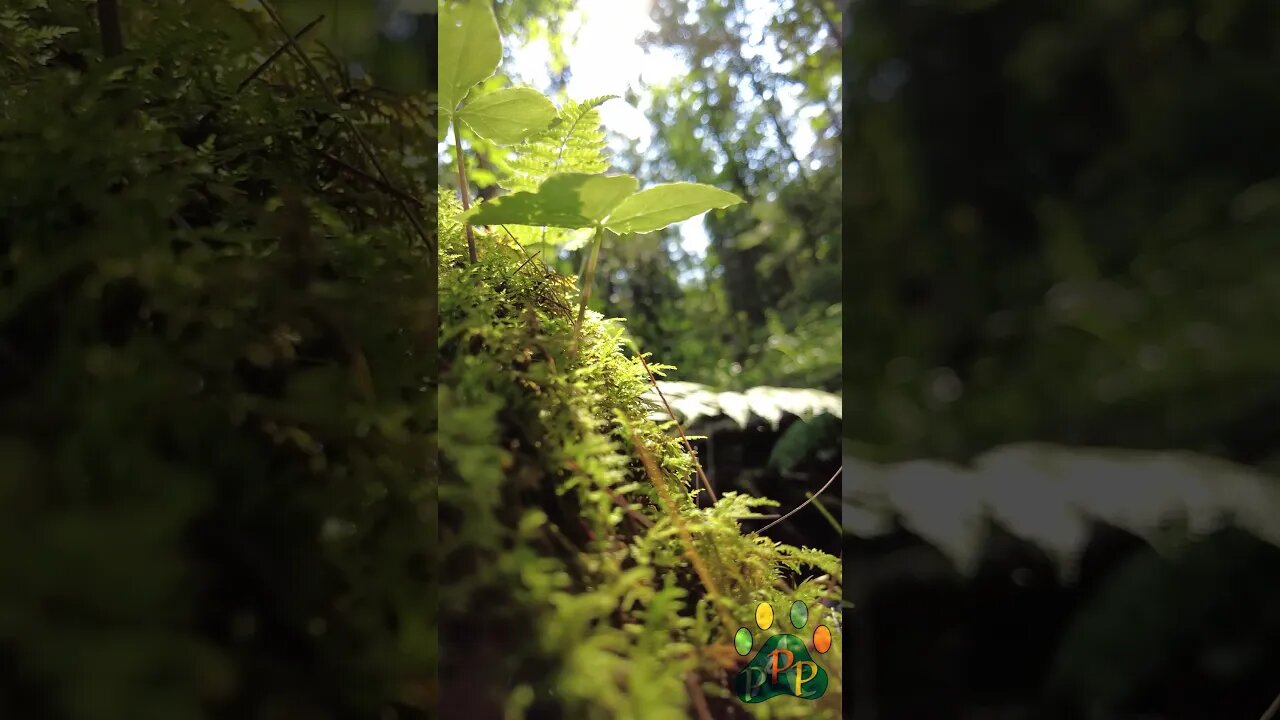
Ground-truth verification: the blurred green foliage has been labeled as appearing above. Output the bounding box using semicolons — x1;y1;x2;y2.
619;0;842;392
0;1;435;717
846;0;1280;717
848;0;1280;465
271;0;435;94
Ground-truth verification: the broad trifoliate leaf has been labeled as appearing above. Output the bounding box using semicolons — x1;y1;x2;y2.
458;87;557;145
467;173;639;228
438;0;501;121
603;182;744;235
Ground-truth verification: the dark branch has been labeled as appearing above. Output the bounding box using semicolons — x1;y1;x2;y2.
237;14;326;93
97;0;124;57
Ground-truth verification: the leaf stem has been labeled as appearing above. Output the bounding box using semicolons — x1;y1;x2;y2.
755;465;842;534
637;352;717;504
453;116;477;263
572;225;604;357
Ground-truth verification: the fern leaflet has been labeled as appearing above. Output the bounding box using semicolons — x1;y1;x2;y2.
503;95;616;193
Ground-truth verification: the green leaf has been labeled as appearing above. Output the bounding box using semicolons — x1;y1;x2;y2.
603;183;744;235
458;87;557;145
468;173;638;228
438;0;502;121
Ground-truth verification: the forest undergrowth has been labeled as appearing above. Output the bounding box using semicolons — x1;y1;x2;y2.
0;0;841;718
437;2;842;717
438;189;843;718
1;1;437;717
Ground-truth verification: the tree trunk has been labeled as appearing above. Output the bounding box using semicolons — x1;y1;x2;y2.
98;0;124;57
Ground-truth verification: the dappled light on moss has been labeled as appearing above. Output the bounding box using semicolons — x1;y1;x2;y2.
437;187;842;717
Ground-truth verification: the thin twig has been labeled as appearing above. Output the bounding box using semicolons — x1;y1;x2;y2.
1259;689;1280;720
638;353;718;504
499;224;550;276
313;148;423;207
755;466;841;534
502;251;541;284
237;14;326;93
256;0;436;259
493;226;552;292
570;226;603;361
602;486;654;529
190;16;327;136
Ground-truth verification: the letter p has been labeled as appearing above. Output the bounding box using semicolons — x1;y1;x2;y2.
769;649;795;685
735;666;768;701
793;661;818;696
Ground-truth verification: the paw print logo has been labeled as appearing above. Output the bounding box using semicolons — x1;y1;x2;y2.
733;600;832;703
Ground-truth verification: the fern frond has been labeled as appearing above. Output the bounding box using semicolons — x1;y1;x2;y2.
845;443;1280;578
774;543;844;578
503;94;616;194
0;5;79;72
493;96;617;248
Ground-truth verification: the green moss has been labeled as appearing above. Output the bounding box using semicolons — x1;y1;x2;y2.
438;193;842;719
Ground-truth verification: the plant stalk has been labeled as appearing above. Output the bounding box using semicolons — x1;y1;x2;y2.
452;117;477;263
638;352;718;504
572;225;604;356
